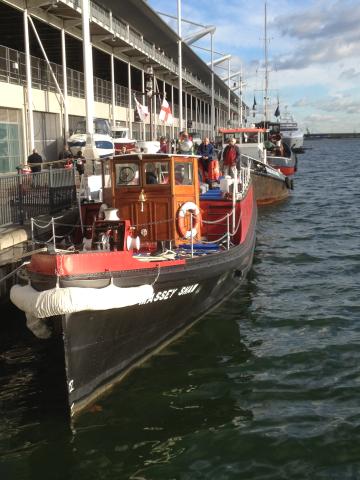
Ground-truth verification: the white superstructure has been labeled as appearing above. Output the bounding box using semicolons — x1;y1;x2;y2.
68;118;114;158
278;110;304;151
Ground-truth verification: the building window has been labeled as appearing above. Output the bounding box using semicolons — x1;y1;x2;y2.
0;108;23;173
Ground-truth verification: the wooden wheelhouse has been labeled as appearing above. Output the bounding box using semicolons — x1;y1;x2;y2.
102;153;200;246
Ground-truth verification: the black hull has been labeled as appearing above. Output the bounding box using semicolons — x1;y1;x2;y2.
63;228;255;415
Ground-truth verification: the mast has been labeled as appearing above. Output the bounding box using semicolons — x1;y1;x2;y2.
264;1;269;122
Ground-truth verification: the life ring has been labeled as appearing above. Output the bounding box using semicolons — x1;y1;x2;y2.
177;201;201;239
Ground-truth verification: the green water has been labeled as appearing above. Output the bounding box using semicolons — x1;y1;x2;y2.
1;139;360;479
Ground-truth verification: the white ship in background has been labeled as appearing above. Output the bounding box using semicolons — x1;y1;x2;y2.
277;107;304;152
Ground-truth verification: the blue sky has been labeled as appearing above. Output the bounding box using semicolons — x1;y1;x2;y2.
147;0;360;133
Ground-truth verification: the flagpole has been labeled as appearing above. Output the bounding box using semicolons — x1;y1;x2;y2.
177;0;183;132
145;65;154;140
163;81;166;137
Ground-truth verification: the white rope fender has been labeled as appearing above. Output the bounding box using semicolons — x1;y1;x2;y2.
10;283;154;319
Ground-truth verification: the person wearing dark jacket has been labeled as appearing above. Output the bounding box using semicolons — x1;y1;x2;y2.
222;137;241;178
197;137;214;173
27;149;42;173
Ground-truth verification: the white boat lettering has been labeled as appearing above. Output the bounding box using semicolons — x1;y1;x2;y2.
139;284;200;304
140;288;178;304
178;284;199;296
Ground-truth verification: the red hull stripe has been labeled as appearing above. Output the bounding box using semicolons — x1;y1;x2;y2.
29;251;186;277
279;167;295;176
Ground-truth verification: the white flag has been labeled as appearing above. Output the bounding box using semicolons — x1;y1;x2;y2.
159;97;173;125
134;95;149;122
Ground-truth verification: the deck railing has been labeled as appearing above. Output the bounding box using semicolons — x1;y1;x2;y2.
0;168;77;227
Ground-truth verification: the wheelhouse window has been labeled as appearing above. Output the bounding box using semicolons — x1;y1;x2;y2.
144;161;170;185
174;162;193;185
116;162;140;186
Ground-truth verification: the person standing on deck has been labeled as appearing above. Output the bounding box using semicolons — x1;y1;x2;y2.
222;137;241;178
177;131;193;155
157;136;169;153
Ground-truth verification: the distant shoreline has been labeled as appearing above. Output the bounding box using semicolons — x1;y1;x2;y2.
304;133;360;139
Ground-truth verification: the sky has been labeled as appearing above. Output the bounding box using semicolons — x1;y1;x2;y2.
147;0;360;133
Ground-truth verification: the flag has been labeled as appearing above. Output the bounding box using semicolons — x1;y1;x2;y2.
252;96;257;118
274;104;280;117
159;97;173;125
134;95;149;122
252;96;257;110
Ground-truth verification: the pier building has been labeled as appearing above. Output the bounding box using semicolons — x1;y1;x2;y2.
0;0;244;173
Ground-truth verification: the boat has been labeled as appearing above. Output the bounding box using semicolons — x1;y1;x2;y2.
68;118;114;158
219;127;292;205
277;108;304;152
10;151;257;417
111;123;137;154
256;122;298;176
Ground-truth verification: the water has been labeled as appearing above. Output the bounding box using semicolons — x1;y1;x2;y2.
1;139;360;479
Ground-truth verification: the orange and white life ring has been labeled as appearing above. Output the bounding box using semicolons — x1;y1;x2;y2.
177;201;201;239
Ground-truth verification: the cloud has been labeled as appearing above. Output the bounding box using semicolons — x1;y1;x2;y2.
339;68;360;80
303;113;337;123
148;0;360;132
272;1;360;70
314;97;360;114
292;98;311;108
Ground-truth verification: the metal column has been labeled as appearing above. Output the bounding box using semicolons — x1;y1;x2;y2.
210;33;215;138
24;9;34;156
228;58;231;123
163;80;166;137
81;0;94;136
128;62;132;138
171;84;174;139
177;0;183;131
110;53;116;127
141;70;146;140
61;28;69;141
153;74;157;140
190;94;193;128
